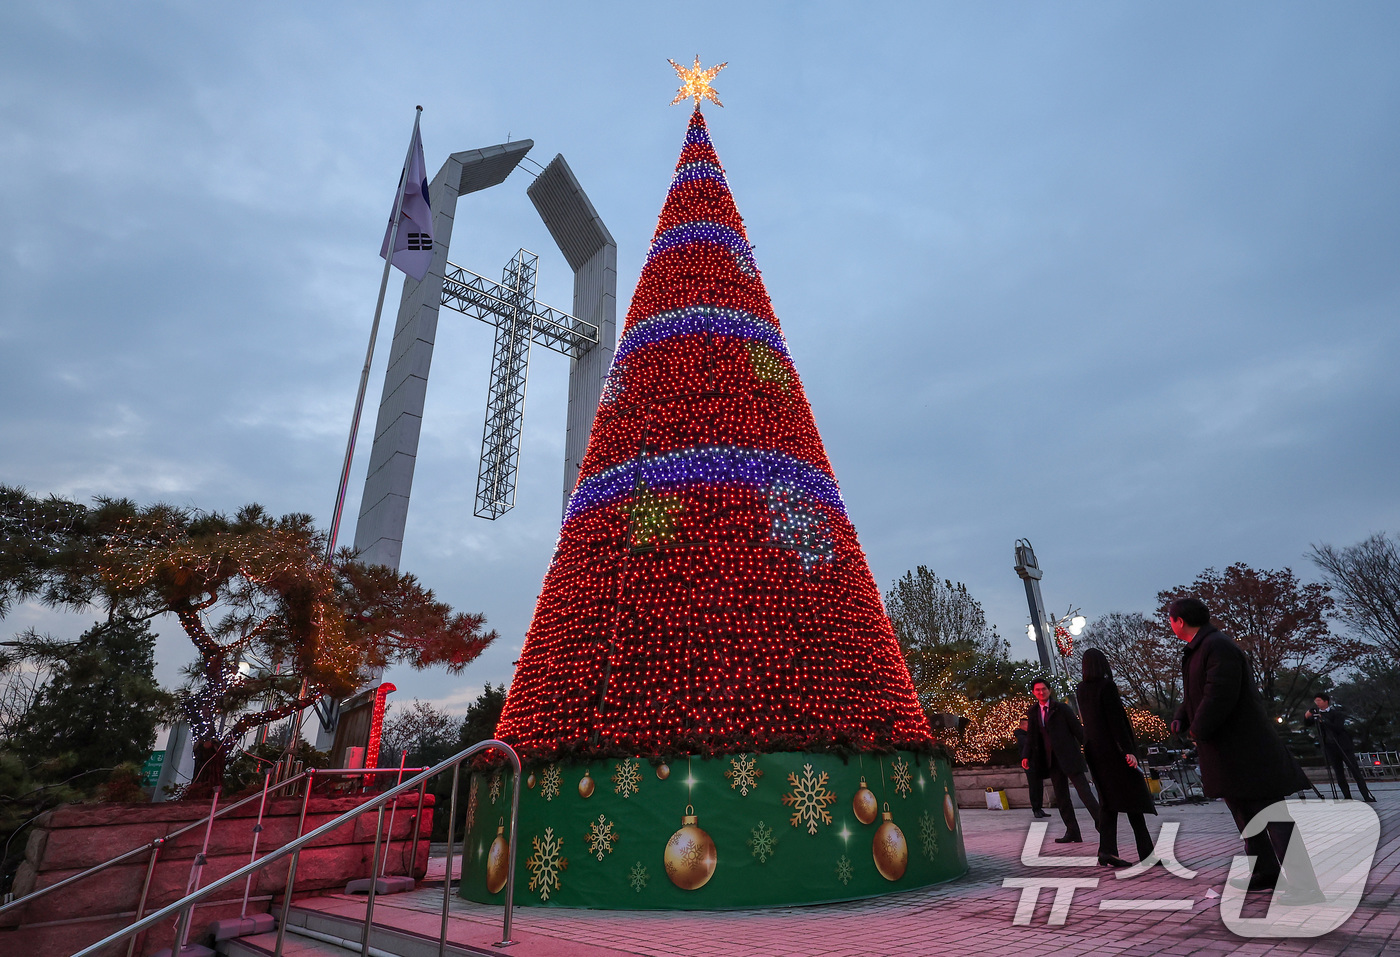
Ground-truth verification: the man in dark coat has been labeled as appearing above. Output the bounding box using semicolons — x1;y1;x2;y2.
1304;693;1376;802
1169;597;1320;899
1014;717;1050;818
1023;678;1100;842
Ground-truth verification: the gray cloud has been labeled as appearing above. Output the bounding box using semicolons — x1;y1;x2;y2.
2;3;1397;704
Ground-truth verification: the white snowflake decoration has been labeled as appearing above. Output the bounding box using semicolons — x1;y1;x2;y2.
835;854;853;885
584;814;618;861
766;482;835;574
489;769;502;804
890;757;912;798
525;827;568;901
612;758;642;798
628;861;649;892
725;753;763;796
540;763;561;802
782;763;838;835
919;809;939;860
747;821;776;863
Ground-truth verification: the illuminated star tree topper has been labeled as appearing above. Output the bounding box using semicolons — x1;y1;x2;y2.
669;54;727;108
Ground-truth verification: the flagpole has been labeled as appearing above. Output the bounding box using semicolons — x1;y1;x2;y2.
292;108;422;759
324;105;424;564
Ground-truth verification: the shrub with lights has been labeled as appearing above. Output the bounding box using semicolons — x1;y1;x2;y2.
459;77;967;910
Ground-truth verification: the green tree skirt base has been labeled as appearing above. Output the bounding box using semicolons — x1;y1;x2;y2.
458;750;968;910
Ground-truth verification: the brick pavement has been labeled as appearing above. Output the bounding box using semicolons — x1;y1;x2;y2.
301;784;1399;957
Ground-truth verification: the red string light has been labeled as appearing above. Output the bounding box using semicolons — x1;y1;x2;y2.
495;109;934;762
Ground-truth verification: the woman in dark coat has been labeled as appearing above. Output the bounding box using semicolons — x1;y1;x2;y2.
1076;648;1156;866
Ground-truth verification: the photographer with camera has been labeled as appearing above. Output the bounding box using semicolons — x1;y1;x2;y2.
1305;693;1377;802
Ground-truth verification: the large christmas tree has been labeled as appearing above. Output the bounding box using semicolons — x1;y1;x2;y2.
495;106;933;760
468;72;964;909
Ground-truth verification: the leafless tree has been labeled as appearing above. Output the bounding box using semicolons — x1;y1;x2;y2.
1079;612;1181;718
1311;532;1400;660
1158;563;1361;718
379;698;457;766
0;635;50;740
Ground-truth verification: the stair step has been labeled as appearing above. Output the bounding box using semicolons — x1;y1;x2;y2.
216;929;355;957
216;905;502;957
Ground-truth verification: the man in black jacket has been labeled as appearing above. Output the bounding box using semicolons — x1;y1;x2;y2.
1305;693;1376;802
1170;597;1321;900
1014;717;1050;818
1024;679;1100;842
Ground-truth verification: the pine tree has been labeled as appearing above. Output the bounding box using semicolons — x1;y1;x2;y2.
496;109;932;760
15;617;167;775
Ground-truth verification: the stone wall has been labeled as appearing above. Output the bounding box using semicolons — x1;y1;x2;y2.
1;791;433;957
952;766;1094;810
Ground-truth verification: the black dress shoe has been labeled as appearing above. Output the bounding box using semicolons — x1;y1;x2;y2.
1032;810;1050;818
1276;885;1327;906
1054;834;1083;844
1363;794;1378;803
1097;854;1131;868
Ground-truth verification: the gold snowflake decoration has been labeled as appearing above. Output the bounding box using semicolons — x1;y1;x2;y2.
489;769;502;804
782;763;838;835
836;854;853;885
525;827;567;901
668;54;727;108
540;763;561;802
725;753;763;796
612;758;642;798
584;814;618;861
747;821;776;863
629;861;649;892
465;774;479;834
919;809;939;861
890;756;912;798
745;342;791;390
619;484;684;547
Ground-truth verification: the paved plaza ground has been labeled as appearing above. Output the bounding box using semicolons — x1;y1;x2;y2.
296;783;1400;957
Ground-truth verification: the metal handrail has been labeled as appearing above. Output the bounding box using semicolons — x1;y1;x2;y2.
0;765;423;921
72;740;522;957
0;770;313;920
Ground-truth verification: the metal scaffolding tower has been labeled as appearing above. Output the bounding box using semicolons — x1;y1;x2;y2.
439;251;599;519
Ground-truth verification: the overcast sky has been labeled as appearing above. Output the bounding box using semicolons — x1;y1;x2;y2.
3;3;1397;716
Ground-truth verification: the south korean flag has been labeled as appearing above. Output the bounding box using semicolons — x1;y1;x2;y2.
379;119;435;280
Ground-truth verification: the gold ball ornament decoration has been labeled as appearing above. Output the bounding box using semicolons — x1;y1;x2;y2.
526;771;536;789
579;770;595;799
943;789;957;831
872;803;908;881
852;776;878;825
664;805;717;890
486;818;510;894
656;763;671;780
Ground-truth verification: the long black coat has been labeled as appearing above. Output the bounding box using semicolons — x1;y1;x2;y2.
1025;699;1088;776
1174;625;1309;801
1076;677;1156;815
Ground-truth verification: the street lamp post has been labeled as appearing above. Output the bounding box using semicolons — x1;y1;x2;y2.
1013;539;1054;671
1013;539;1087;700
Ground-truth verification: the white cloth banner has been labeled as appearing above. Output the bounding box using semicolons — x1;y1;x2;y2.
379;121;434;280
